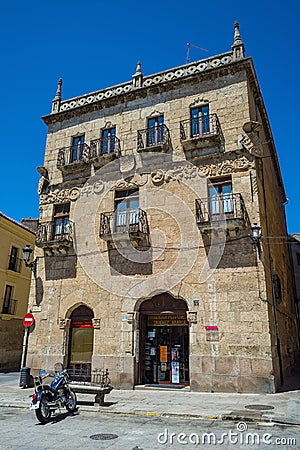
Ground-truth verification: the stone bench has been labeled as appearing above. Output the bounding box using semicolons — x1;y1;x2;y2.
70;384;113;406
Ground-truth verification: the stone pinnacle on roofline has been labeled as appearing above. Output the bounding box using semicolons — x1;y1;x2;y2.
51;78;63;113
132;61;143;88
232;21;245;60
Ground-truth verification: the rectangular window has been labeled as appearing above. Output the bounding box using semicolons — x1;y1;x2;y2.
273;274;282;304
71;135;85;162
53;203;70;239
191;105;209;137
8;246;19;272
2;285;14;314
114;189;139;231
296;253;300;266
101;127;116;154
147;116;164;146
208;179;233;217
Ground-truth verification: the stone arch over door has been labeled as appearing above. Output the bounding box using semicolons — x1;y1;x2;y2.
138;293;189;386
139;293;188;314
67;305;94;381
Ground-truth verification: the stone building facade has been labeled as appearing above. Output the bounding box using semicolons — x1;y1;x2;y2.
26;23;299;392
0;213;35;370
290;234;300;334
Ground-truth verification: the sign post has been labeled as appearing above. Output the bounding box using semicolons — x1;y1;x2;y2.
21;313;35;369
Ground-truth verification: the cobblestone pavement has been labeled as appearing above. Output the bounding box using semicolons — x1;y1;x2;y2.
0;406;300;449
0;370;299;425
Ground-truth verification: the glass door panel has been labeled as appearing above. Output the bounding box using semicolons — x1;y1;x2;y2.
142;323;189;385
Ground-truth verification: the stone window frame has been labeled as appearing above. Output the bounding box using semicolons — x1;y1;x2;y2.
2;283;15;314
8;245;20;272
70;133;85;163
53;202;71;239
114;188;139;232
101;122;117;155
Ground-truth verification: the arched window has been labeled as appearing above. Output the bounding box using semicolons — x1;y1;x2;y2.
68;306;94;382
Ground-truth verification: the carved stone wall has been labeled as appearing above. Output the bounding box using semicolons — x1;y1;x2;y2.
26;39;298;393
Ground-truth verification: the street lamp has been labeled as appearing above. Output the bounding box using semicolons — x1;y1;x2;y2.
251;223;262;258
22;245;37;276
251;223;262;241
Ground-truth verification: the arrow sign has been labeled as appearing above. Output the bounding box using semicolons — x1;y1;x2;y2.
23;313;35;327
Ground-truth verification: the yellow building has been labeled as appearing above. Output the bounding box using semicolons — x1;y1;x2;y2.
0;213;36;370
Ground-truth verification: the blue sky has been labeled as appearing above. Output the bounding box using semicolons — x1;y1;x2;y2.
1;0;299;233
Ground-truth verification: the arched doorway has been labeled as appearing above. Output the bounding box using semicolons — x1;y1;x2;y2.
68;305;94;382
138;293;189;386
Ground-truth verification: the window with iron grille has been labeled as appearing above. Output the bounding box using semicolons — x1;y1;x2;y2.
208;178;233;216
53;203;70;239
191;105;209;136
101;127;116;154
114;189;139;232
71;135;85;162
147;116;164;146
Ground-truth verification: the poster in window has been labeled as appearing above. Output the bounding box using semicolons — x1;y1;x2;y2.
171;361;180;383
160;346;168;362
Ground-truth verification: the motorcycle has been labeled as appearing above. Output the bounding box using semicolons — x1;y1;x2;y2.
30;364;77;424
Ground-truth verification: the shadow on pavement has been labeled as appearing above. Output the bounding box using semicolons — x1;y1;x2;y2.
35;410;79;426
277;360;300;393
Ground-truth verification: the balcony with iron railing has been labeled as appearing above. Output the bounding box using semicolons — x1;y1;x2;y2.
36;220;73;252
195;193;249;231
180;114;224;158
1;299;17;315
137;124;171;153
90;135;121;168
7;256;22;273
57;143;91;172
100;209;149;244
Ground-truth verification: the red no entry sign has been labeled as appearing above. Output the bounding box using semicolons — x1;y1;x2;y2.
23;313;35;327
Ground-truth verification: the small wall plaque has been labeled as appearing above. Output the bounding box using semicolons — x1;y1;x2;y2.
205;325;219;342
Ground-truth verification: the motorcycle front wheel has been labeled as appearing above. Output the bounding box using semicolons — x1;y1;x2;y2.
65;388;77;412
35;394;52;424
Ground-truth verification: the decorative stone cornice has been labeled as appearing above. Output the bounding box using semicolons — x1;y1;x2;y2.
113;173;148;191
151;154;253;185
44;52;237;119
40;187;81;205
39;173;149;205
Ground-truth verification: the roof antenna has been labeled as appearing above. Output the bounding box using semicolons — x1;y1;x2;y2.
186;43;209;64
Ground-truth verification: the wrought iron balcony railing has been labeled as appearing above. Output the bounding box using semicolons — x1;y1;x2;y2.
36;220;73;247
180;113;224;153
57;143;91;169
196;193;248;227
7;256;22;272
90;136;121;159
1;299;17;315
137;124;171;152
100;209;149;241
